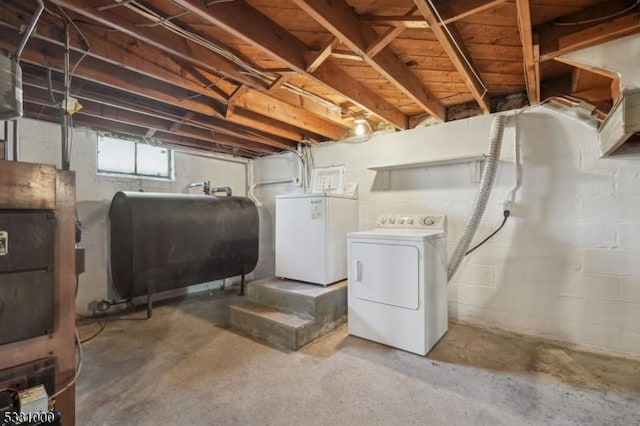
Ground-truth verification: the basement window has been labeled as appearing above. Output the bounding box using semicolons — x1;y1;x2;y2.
97;135;174;180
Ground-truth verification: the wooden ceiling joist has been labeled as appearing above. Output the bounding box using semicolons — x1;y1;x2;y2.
20;70;288;148
553;56;621;102
539;4;640;61
362;0;509;29
181;65;348;129
292;0;446;121
167;0;409;129
0;19;335;147
306;38;339;73
48;0;263;89
0;32;226;118
22;103;262;158
0;8;229;103
516;0;540;104
2;0;633;156
231;87;348;140
413;0;491;113
225;108;308;142
21;75;291;153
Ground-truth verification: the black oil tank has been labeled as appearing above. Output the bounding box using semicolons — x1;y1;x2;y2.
109;191;259;299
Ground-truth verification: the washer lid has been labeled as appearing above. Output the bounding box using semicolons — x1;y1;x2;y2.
276;192;357;200
348;228;446;241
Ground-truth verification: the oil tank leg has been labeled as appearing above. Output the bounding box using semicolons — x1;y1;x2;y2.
239;270;246;296
146;282;155;319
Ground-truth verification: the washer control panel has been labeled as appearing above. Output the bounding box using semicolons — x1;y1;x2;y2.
376;214;446;229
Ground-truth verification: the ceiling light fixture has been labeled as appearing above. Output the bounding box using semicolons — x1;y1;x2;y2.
342;115;373;143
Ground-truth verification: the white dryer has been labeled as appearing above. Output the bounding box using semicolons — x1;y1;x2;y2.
347;214;448;355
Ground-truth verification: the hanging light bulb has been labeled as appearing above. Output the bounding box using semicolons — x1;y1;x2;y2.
343;115;373;143
354;117;369;137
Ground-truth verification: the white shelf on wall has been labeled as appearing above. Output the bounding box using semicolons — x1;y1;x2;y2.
368;154;487;184
367;154;486;171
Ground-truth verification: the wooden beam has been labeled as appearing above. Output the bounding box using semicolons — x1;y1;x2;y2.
292;0;446;121
0;30;226;118
169;112;195;133
168;0;408;129
0;7;320;143
23;103;264;157
21;69;294;149
5;5;345;138
330;50;364;61
48;0;262;88
433;0;510;25
413;0;490;113
364;5;414;57
226;108;308;141
186;65;347;128
306;38;339;72
0;10;228;103
362;0;509;28
268;75;290;92
554;56;621;101
232;87;349;140
0;27;327;145
539;11;640;61
366;26;406;58
22;85;280;154
516;0;540;104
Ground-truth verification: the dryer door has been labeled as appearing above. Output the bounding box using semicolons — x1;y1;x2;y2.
350;242;419;310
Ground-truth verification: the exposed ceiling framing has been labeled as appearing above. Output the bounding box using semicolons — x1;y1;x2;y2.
0;0;637;158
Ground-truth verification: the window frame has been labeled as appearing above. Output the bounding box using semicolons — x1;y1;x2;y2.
97;134;175;181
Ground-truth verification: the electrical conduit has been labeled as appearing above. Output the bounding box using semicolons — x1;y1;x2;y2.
447;115;507;281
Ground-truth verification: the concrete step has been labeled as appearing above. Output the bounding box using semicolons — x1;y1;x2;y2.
247;278;347;320
230;278;348;350
229;301;315;350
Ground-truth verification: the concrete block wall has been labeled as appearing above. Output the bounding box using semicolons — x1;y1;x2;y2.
254;106;640;358
6;118;247;314
251;152;303;279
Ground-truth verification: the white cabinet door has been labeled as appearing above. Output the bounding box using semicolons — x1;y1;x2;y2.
350;242;420;310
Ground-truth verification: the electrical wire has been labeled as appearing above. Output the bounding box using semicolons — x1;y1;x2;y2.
0;387;19;396
80;321;107;344
55;6;91;86
48;328;83;408
465;210;510;255
553;0;639;26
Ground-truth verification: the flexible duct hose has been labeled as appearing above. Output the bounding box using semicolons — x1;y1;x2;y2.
447;115;507;281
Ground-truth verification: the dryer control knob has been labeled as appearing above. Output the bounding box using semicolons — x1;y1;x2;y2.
389;217;396;224
398;218;405;224
422;217;435;226
407;217;414;225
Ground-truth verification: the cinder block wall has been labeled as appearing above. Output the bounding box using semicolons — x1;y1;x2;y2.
255;106;640;357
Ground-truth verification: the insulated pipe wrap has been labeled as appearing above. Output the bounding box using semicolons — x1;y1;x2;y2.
447;115;507;281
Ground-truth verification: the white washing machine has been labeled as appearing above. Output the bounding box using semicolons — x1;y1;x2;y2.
347;214;448;355
276;193;358;285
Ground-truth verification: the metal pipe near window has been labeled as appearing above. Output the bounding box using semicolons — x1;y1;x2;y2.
12;120;18;161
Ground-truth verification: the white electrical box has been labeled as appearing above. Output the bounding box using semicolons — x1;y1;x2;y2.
18;384;49;414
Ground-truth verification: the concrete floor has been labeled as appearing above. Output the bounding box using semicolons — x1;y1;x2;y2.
77;288;640;426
